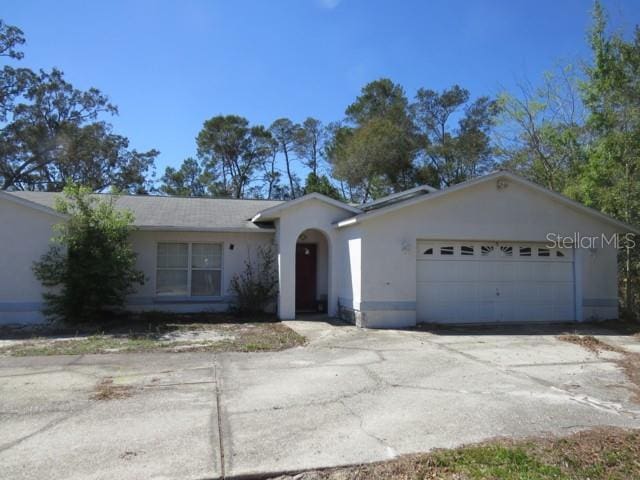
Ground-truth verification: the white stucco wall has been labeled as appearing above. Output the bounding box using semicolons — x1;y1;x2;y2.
0;199;59;324
344;177;623;327
127;230;274;312
334;227;362;308
0;194;276;323
0;177;627;328
580;244;619;320
274;199;355;319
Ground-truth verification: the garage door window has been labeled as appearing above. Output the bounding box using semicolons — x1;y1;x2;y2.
418;242;571;261
481;245;494;256
440;246;454;255
461;246;474;256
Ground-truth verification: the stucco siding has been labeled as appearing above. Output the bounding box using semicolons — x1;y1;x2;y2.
127;230;274;312
0;195;275;322
351;178;623;325
335;227;362;307
581;245;619;320
0;199;59;323
0;176;626;327
274;199;354;319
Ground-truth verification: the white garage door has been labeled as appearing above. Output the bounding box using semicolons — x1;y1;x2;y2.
416;241;575;324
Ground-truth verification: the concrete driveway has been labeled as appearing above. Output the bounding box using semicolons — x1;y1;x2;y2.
1;321;639;479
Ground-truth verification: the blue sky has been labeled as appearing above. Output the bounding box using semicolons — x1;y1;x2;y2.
3;0;639;180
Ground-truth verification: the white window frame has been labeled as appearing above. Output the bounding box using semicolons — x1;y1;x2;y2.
155;242;224;299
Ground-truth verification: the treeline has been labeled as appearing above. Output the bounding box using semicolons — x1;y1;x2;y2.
162;80;498;204
1;4;639;313
164;115;343;201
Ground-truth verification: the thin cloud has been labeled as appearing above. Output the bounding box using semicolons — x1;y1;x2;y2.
317;0;342;10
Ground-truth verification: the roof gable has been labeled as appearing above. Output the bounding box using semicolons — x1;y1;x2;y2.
336;171;639;234
252;192;361;222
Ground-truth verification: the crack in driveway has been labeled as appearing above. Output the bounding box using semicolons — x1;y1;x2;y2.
418;336;640;419
338;399;397;459
2;322;639;480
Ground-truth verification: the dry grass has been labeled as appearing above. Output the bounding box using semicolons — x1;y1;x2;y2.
556;334;619;353
90;377;134;401
618;352;640;403
272;428;640;480
199;322;307;353
0;313;306;356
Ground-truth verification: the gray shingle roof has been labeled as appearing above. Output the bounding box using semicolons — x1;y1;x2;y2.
4;192;283;231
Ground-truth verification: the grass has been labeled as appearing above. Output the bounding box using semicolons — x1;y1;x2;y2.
282;428;640;480
0;312;306;356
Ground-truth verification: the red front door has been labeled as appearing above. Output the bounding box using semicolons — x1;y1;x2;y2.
296;244;317;312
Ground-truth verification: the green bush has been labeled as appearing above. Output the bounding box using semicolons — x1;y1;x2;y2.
229;245;278;315
32;185;144;324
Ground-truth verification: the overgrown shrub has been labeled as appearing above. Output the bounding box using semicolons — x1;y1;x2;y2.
229;245;278;315
32;185;144;324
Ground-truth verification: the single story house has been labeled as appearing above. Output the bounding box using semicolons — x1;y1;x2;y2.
0;171;636;328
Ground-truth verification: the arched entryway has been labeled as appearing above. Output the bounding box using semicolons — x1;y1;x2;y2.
295;229;329;314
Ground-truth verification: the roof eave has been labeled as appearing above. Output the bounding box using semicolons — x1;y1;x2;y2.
0;191;67;219
360;184;438;211
135;225;276;233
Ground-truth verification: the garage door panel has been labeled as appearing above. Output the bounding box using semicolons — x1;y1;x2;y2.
552;262;573;277
519;262;535;281
417;261;445;282
418;282;438;302
417;241;575;324
497;262;516;282
553;284;574;303
532;262;551;281
514;283;538;302
555;304;575;320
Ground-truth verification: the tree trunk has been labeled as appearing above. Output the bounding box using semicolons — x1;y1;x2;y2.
312;142;318;176
267;153;276;199
283;145;295;198
339;179;347;201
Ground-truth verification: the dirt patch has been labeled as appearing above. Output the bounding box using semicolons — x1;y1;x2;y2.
90;377;134;401
558;334;640;404
0;314;306;356
271;427;640;480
